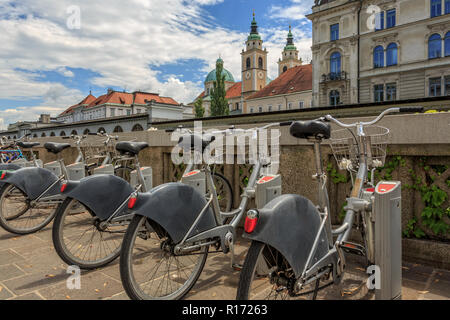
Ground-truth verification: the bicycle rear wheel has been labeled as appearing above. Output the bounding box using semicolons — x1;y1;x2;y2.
237;241;321;300
52;197;125;269
0;183;57;234
120;215;208;300
212;172;233;212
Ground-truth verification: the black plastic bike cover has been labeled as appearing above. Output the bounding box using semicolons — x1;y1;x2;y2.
62;174;134;221
132;182;217;244
0;167;61;200
243;194;329;277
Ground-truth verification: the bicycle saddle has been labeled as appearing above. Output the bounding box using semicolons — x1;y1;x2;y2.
115;141;149;156
44;142;71;154
177;133;215;152
289;120;331;140
17;142;40;149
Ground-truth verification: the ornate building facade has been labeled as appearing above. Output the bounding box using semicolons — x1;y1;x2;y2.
307;0;450;107
193;14;312;115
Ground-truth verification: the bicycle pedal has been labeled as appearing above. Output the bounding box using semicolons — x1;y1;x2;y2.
341;242;365;257
232;263;243;271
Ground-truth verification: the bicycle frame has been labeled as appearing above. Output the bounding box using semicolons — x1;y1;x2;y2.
171;124;280;266
291;107;423;289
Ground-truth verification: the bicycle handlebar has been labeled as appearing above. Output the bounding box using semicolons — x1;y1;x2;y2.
324;106;424;128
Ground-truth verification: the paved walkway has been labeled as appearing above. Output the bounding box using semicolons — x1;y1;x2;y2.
0;223;449;300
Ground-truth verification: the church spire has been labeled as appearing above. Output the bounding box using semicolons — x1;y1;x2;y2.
284;25;297;50
248;11;261;40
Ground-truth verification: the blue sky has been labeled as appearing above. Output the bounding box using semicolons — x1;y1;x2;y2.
0;0;314;129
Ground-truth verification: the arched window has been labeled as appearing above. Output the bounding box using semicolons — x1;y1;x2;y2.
330;90;340;106
283;66;288;73
429;33;442;59
258;57;263;69
386;43;398;66
83;129;90;135
50;132;55;137
132;124;144;132
445;31;450;57
330;52;341;78
373;45;384;68
113;126;123;133
97;127;106;134
71;130;78;135
41;133;46;137
246;57;251;69
60;131;66;137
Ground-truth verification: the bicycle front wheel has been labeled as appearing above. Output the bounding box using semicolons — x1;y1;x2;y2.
52;197;125;269
0;183;57;234
120;215;208;300
237;241;321;300
114;166;133;184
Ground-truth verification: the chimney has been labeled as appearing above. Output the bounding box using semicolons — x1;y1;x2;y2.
39;114;51;124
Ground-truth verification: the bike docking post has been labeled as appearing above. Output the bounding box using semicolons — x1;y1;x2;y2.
374;181;402;300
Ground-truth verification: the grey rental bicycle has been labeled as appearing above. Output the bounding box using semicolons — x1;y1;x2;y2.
0;134;102;234
119;123;283;300
236;107;424;300
53;135;233;270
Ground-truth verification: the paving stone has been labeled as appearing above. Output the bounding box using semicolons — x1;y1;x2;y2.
0;249;26;266
38;271;123;300
3;271;67;296
10;292;43;300
0;283;14;299
0;264;26;281
103;291;129;300
424;279;450;300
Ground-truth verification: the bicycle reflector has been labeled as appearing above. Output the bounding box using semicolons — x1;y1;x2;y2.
244;209;259;233
0;171;5;180
60;183;68;193
128;195;137;209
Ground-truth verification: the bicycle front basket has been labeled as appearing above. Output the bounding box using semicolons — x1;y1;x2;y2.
330;125;389;170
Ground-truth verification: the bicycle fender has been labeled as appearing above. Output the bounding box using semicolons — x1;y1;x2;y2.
0;164;21;186
243;194;329;277
62;174;134;221
131;182;217;244
0;167;61;200
0;164;21;171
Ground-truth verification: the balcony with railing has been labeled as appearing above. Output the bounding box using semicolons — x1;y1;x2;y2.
320;71;347;83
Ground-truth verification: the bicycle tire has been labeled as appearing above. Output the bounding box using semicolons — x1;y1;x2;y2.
52;197;123;269
120;215;208;300
0;183;57;235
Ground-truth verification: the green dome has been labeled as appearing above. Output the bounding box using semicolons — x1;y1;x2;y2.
205;67;235;83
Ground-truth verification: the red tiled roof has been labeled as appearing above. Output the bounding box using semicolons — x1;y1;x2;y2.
86;91;179;109
59;91;179;117
59;94;96;116
195;91;205;101
246;65;312;100
226;82;242;99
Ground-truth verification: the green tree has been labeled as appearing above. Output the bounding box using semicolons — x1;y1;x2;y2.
194;97;205;118
210;59;229;116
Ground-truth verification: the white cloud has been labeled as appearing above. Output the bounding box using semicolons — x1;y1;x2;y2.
0;0;313;127
268;0;314;21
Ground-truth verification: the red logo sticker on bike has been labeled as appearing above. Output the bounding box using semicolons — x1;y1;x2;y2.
257;176;275;184
183;170;200;177
377;183;396;193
